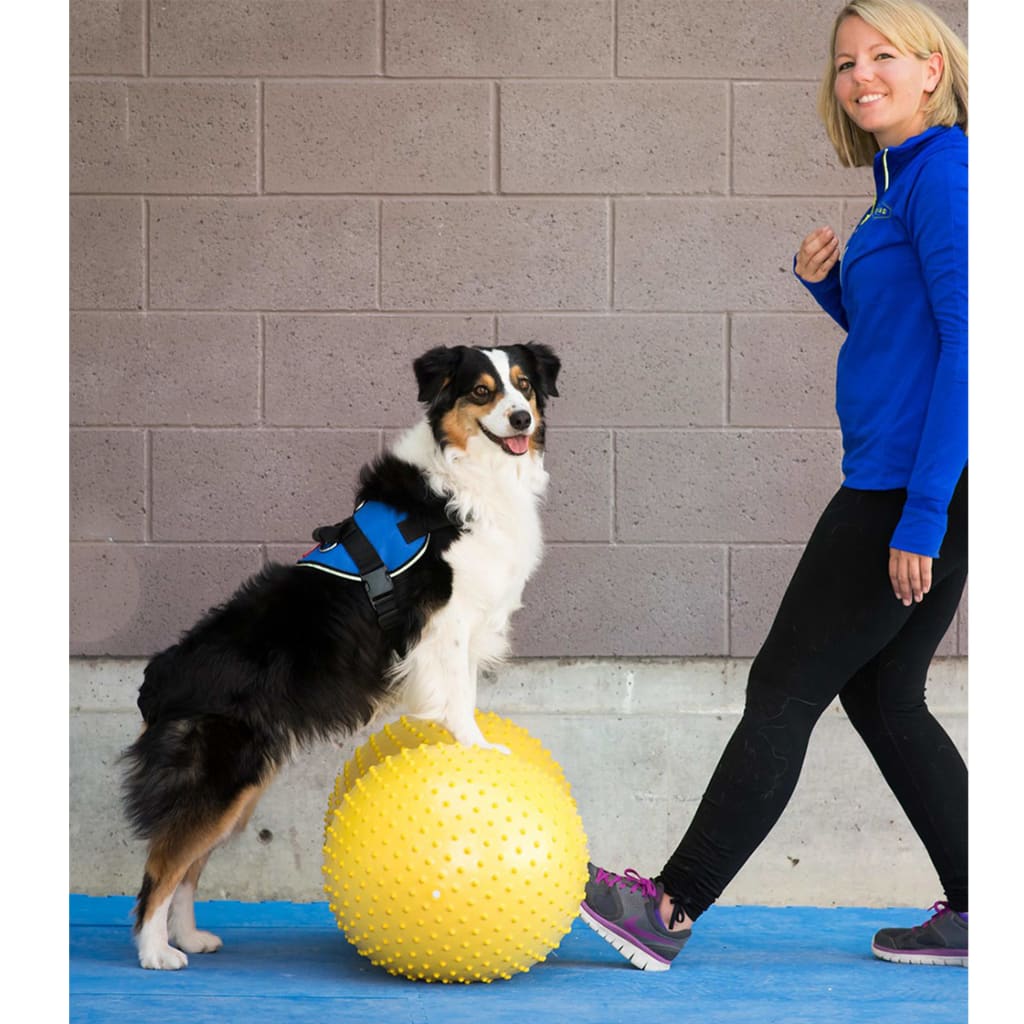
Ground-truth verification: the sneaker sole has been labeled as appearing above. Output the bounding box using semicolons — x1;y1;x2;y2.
872;943;967;967
579;902;672;972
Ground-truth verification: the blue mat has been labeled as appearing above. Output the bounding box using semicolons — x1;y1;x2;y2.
70;896;966;1024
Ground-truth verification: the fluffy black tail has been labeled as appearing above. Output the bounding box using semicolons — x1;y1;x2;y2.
120;714;266;841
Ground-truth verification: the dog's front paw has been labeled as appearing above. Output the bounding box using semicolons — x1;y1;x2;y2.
138;944;189;970
171;929;223;954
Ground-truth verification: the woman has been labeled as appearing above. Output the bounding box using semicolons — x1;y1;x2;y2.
581;0;968;969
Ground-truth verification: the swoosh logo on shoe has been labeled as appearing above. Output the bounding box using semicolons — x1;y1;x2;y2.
620;916;672;946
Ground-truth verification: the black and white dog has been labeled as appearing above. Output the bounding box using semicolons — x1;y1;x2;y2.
121;343;561;969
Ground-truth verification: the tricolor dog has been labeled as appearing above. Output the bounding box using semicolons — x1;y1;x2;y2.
121;342;561;970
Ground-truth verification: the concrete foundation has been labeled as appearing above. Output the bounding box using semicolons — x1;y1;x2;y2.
70;656;966;908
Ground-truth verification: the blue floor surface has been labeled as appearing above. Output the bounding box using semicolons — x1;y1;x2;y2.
70;895;966;1024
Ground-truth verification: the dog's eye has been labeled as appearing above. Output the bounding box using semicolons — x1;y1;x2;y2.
516;377;533;396
471;385;492;402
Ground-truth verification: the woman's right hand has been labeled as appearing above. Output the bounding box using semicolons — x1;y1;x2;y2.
795;226;840;283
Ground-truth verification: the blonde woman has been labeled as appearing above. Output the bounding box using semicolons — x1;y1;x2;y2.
582;0;968;969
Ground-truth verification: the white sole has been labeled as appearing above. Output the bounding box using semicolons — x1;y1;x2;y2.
579;903;671;972
872;944;967;968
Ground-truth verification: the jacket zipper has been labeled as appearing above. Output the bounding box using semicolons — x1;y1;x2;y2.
861;148;890;226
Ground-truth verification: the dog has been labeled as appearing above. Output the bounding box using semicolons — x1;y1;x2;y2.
120;342;561;970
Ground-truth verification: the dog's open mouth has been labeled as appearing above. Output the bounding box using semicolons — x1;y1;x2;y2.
481;425;531;456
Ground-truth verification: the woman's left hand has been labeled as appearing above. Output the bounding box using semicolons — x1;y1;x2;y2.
889;548;933;606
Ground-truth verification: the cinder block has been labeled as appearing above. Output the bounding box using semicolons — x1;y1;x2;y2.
386;0;613;76
70;197;144;310
383;199;607;311
513;543;727;656
734;83;873;197
730;545;960;659
70;543;264;655
151;429;380;542
265;314;493;427
615;198;842;311
730;314;843;427
70;430;146;542
541;429;613;543
499;314;725;426
617;1;840;78
149;199;377;310
70;313;260;426
728;544;803;657
615;0;971;78
70;0;143;74
70;81;258;194
150;0;378;75
501;81;727;194
265;82;490;194
616;429;843;543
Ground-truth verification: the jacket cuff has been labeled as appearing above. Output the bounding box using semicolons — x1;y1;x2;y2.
889;500;948;559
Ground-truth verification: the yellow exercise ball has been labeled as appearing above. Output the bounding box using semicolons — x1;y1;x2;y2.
325;711;573;827
322;716;589;984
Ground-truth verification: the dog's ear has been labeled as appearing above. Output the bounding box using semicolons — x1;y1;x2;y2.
413;346;463;405
524;342;560;399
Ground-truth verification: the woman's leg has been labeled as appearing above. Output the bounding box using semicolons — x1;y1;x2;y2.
658;480;967;922
839;477;968;912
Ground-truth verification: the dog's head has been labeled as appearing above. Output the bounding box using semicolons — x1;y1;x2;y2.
413;343;560;457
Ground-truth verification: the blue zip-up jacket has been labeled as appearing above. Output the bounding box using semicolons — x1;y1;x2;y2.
797;125;967;558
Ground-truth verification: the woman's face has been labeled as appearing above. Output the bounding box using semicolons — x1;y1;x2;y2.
833;15;943;149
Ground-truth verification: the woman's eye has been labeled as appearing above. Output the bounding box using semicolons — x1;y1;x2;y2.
837;60;854;72
876;51;894;60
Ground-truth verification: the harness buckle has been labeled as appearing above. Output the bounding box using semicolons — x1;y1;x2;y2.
361;565;394;605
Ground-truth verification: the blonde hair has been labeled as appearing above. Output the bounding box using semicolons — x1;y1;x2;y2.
818;0;968;166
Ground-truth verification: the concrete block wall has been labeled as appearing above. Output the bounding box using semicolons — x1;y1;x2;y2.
70;0;969;904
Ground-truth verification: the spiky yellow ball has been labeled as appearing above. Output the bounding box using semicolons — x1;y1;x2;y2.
322;715;589;984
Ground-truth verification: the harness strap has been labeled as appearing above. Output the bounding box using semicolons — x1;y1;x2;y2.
335;518;403;636
397;507;460;542
311;506;457;550
306;502;461;640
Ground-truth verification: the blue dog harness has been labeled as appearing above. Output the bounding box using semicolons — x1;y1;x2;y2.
298;500;458;636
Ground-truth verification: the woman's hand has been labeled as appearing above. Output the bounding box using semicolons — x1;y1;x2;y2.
889;548;933;606
795;226;840;283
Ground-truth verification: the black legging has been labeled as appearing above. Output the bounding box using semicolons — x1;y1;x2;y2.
660;469;968;920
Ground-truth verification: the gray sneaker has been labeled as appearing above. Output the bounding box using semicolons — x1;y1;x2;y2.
579;863;691;971
872;901;968;967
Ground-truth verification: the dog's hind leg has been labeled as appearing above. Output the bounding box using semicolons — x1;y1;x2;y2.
167;780;273;955
135;782;269;969
167;852;221;955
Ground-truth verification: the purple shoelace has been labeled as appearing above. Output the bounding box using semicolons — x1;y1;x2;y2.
595;867;658;900
915;900;958;930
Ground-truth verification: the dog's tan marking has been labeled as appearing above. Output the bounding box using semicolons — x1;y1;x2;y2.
439;372;502;450
138;778;273;928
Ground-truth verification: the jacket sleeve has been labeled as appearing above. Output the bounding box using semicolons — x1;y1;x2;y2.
889;149;968;557
793;257;849;331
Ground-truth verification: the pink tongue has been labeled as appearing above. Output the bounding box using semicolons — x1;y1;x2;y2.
503;435;530;455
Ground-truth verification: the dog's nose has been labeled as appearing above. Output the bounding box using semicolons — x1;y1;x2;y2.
508;409;532;432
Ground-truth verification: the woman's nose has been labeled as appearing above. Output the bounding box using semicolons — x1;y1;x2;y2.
852;59;874;83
